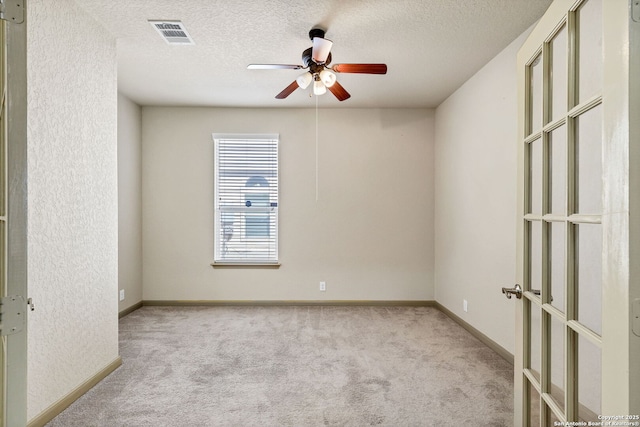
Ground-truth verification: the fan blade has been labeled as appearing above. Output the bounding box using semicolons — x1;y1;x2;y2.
248;64;304;70
327;81;351;101
275;80;300;99
332;63;387;74
312;37;333;64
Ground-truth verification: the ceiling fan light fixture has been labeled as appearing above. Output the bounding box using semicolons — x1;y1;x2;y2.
313;79;327;95
296;72;313;89
319;69;337;87
312;37;333;64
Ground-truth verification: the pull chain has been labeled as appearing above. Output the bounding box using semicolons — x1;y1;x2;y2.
315;94;319;202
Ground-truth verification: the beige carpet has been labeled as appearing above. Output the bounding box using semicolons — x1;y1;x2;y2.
47;306;513;426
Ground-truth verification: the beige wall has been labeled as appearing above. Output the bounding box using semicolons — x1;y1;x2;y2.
118;93;143;312
434;30;531;354
26;0;119;421
142;107;435;301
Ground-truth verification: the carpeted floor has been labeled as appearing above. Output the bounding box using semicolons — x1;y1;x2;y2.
46;306;514;426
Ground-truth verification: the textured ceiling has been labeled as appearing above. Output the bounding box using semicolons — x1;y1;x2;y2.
74;0;552;108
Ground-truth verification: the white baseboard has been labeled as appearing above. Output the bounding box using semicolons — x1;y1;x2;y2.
27;357;122;427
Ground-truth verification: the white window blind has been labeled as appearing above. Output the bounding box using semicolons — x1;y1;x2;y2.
213;134;279;263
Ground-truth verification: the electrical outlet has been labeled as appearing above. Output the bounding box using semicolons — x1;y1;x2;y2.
119;289;125;301
319;281;326;292
463;299;468;312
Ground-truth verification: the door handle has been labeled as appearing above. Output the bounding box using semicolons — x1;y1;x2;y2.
502;284;522;299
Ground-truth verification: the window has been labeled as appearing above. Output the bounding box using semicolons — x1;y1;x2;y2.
213;134;279;264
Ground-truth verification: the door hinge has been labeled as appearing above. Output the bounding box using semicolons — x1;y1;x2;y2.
0;295;26;336
633;299;640;337
0;0;24;24
633;0;640;23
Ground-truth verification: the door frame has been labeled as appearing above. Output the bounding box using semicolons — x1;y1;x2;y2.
601;0;640;415
515;0;639;423
2;3;28;426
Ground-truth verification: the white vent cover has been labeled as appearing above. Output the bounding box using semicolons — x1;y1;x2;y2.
148;20;195;45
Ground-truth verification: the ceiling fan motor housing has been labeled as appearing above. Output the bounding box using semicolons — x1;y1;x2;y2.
302;47;331;70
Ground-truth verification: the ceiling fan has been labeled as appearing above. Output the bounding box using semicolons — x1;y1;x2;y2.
247;28;387;102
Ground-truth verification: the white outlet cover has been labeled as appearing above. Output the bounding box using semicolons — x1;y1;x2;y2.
119;290;125;301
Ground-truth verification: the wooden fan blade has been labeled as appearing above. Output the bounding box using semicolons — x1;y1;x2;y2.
327;81;351;101
275;80;300;99
248;64;304;70
332;63;387;74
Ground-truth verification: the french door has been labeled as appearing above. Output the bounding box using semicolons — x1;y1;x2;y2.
515;0;639;425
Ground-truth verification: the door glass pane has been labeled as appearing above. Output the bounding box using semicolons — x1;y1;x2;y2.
577;224;602;335
578;336;601;422
550;317;565;411
576;105;602;214
550;125;567;215
530;301;542;379
550;222;565;313
530;221;542;294
529;380;541;426
531;139;543;215
530;54;543;133
577;0;603;103
550;25;568;122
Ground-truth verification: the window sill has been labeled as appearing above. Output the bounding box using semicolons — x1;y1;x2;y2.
211;262;281;269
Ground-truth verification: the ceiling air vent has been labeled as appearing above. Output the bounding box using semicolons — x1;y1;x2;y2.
149;20;195;45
